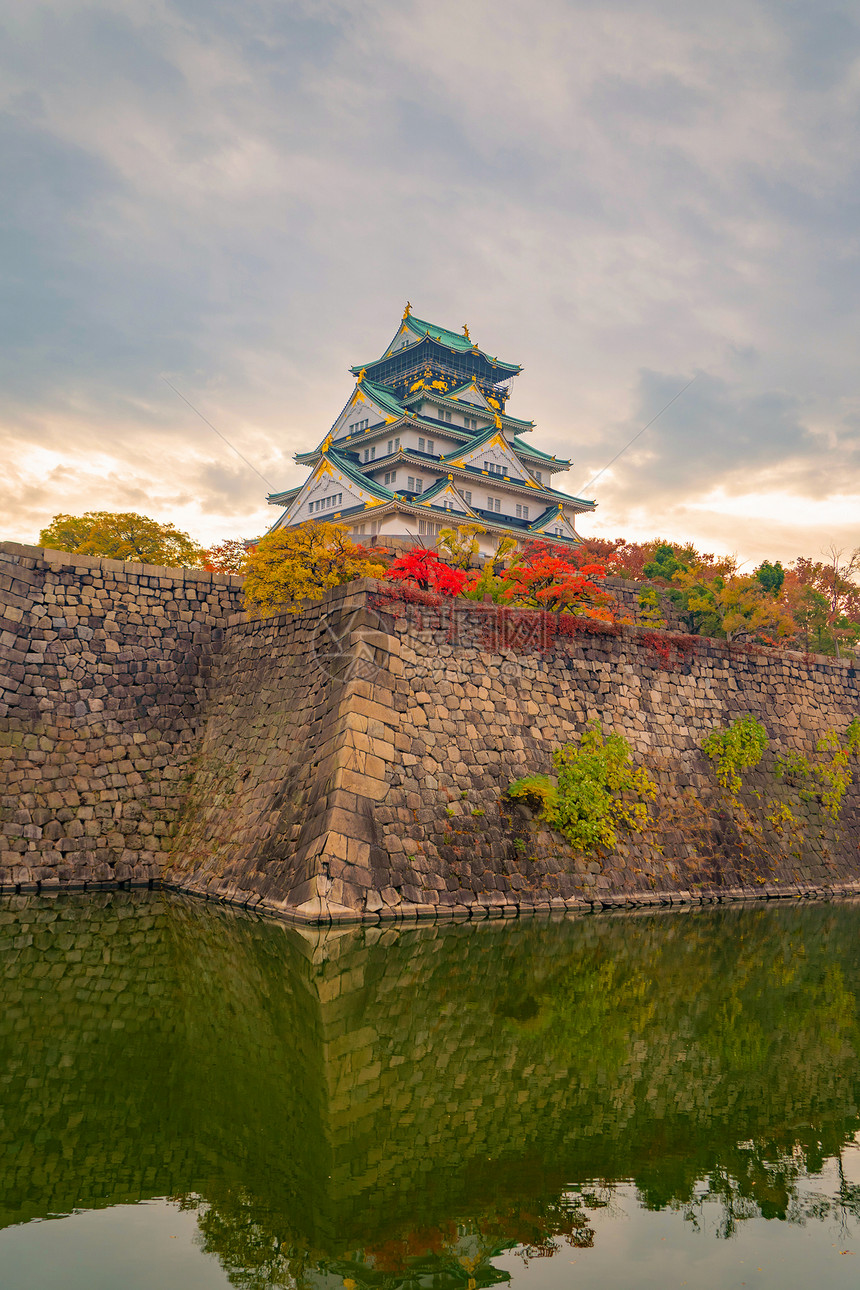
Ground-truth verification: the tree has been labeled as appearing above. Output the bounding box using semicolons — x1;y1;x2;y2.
666;565;724;634
669;566;794;642
754;560;785;596
787;548;860;656
583;537;737;582
498;541;613;616
202;539;249;575
643;542;689;582
385;548;470;596
437;523;486;569
39;511;205;567
717;575;795;643
244;522;387;613
437;524;518;578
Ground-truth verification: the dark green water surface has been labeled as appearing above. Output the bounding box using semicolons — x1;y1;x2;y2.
1;894;859;1289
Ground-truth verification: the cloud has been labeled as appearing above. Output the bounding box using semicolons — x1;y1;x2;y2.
0;0;858;561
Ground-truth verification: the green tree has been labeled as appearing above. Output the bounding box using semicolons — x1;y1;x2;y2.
643;543;688;582
755;560;785;596
39;511;205;567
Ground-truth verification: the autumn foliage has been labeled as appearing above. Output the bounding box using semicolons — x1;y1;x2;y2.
386;548;471;597
201;539;249;575
496;541;613;617
243;523;387;614
385;540;615;619
39;511;205;568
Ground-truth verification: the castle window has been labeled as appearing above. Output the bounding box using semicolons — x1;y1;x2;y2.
426;439;435;454
487;496;500;513
534;470;542;483
363;445;377;462
383;471;397;485
463;490;471;504
418;437;424;451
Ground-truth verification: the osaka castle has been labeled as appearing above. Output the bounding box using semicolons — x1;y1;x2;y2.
267;305;596;554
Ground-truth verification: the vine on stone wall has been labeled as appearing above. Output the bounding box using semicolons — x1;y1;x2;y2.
702;715;770;796
640;630;700;671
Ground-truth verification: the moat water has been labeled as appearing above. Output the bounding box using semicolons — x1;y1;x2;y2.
1;894;859;1289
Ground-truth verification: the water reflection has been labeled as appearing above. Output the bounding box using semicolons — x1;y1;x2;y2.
1;895;859;1288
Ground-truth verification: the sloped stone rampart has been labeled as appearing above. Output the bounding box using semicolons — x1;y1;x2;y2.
167;584;859;918
2;545;859;919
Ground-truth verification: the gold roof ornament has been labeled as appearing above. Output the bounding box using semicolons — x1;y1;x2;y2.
463;323;470;340
321;432;333;452
356;368;366;384
403;300;412;318
494;411;502;429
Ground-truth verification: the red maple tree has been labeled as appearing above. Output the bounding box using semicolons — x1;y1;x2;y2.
499;541;613;616
385;547;470;597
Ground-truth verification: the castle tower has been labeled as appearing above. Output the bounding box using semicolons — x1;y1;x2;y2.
267;305;596;555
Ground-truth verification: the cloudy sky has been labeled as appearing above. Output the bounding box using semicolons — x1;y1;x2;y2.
2;0;859;563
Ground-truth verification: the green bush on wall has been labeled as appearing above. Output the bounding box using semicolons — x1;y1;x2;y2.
508;722;656;855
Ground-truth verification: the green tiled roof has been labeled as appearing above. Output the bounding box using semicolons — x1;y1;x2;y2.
404;314;478;353
352;312;521;376
510;435;570;467
404;386;533;430
360;377;406;418
326;447;396;501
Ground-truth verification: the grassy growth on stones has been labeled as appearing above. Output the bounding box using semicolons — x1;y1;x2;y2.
508;722;656;855
697;714;860;866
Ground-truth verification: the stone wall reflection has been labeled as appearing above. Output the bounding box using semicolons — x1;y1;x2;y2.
2;895;860;1285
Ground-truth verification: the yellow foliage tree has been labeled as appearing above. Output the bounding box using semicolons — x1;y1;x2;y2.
39;511;205;567
669;565;796;642
243;523;387;614
717;574;796;642
437;523;486;569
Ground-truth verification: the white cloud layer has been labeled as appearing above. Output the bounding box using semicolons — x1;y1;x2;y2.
1;0;858;561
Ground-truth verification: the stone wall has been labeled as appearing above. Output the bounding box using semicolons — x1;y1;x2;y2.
165;584;395;917
168;584;860;918
2;546;859;919
0;542;243;890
